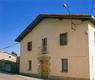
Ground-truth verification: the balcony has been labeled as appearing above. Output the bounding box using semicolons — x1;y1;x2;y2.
41;48;48;54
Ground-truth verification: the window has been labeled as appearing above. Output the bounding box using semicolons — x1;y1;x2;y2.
27;41;32;51
42;38;47;51
60;33;67;45
28;60;32;71
9;56;11;58
62;59;68;72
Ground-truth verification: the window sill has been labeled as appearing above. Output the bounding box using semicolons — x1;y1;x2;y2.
61;71;68;73
60;45;68;47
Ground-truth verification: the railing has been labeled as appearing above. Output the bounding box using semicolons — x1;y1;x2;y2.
41;48;47;54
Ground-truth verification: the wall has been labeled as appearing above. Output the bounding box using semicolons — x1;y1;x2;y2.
20;18;89;79
88;23;95;80
0;51;16;62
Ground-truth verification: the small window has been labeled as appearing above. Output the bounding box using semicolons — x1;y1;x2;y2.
9;56;11;58
42;38;47;51
28;60;32;71
27;41;32;51
62;59;68;72
60;33;67;45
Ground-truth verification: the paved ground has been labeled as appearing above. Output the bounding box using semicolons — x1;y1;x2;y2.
0;71;44;80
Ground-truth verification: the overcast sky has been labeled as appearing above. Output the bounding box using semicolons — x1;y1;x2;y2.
0;0;95;56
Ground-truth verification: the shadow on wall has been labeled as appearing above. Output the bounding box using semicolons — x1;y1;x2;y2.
0;60;19;74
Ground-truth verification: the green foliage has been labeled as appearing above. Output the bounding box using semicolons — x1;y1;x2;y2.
11;51;17;56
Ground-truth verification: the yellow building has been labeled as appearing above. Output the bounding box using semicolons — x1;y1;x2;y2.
15;14;95;80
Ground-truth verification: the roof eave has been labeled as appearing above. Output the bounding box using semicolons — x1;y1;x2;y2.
15;15;44;42
15;14;95;42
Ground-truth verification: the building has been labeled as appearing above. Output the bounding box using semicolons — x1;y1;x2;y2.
15;14;95;80
16;56;20;64
0;51;16;62
0;51;19;73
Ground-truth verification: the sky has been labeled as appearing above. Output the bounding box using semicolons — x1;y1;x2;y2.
0;0;95;56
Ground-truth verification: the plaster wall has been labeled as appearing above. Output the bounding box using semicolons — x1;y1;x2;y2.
20;18;89;79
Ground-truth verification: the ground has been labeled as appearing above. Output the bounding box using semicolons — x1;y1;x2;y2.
0;71;43;80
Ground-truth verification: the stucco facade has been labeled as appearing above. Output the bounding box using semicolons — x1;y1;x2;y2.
0;51;16;62
16;14;95;80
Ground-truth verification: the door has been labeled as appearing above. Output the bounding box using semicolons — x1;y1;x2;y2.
5;64;11;72
41;60;48;78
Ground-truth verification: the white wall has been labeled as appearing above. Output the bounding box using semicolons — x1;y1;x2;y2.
88;23;95;80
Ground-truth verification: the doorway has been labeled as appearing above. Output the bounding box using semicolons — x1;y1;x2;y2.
41;60;48;78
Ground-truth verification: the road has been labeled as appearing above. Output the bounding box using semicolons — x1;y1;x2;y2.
0;72;43;80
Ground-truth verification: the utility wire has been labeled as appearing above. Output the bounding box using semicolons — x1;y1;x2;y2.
0;43;19;50
91;0;95;14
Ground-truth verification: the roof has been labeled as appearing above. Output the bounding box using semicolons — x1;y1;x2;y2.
15;14;95;42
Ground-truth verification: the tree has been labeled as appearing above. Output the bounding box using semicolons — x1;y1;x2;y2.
11;51;17;56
